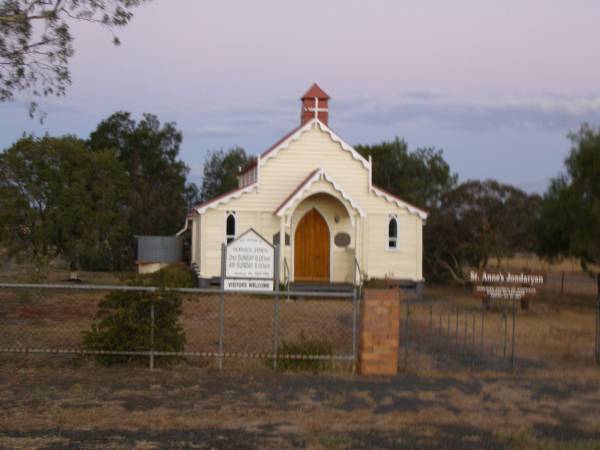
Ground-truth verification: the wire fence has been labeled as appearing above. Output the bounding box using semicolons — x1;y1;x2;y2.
3;282;597;373
401;298;519;372
0;283;358;370
596;278;600;365
542;271;598;297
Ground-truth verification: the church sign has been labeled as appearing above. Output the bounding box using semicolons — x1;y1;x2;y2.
223;229;275;292
470;270;545;301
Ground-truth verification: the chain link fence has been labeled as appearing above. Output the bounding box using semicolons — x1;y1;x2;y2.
0;284;358;370
401;298;519;372
596;278;600;365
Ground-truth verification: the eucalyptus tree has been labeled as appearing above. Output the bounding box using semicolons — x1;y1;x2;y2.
88;111;196;242
355;137;457;210
537;123;600;276
0;135;128;276
200;147;253;202
0;0;147;117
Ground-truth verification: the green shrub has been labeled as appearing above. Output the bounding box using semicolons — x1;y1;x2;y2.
82;289;186;366
128;263;197;288
277;333;334;371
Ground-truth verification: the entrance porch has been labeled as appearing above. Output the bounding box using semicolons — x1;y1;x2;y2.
274;168;365;285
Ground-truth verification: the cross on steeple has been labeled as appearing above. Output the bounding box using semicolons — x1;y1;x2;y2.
305;97;329;120
300;83;330;126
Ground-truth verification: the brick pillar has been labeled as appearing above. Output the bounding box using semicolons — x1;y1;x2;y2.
359;288;401;376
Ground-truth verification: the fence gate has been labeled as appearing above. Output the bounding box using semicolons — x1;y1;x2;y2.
401;298;518;371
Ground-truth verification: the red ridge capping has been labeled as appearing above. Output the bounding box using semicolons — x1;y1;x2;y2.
371;184;429;215
273;169;320;215
238;124;304;175
261;124;304;159
192;183;255;212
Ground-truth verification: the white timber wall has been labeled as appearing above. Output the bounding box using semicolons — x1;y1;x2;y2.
195;125;424;281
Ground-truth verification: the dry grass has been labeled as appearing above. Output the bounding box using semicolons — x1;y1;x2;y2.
0;280;599;448
0;288;354;364
422;285;597;369
0;365;599;448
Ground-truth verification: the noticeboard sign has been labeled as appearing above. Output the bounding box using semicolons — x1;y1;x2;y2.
224;278;274;292
224;229;275;291
470;270;544;300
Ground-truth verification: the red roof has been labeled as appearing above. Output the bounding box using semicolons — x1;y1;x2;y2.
238;124;303;175
192;184;254;211
238;159;257;175
302;83;330;100
261;124;304;158
372;184;429;215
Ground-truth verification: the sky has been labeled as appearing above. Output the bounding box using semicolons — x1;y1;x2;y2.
2;0;600;193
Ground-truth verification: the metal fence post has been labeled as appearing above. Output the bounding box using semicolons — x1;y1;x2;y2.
480;307;485;358
150;302;155;370
503;311;508;359
596;297;599;365
352;286;358;374
218;243;226;370
596;275;600;365
463;312;467;354
429;305;433;335
404;302;410;369
272;245;280;370
455;308;459;356
472;313;476;348
511;298;517;371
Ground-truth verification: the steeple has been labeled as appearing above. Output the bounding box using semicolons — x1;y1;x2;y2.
301;83;330;126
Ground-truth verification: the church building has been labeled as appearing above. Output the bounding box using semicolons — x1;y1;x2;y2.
185;84;428;287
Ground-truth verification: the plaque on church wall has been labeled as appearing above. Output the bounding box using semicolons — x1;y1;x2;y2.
334;232;351;247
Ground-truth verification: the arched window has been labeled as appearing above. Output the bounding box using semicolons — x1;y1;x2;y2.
226;212;236;244
388;215;398;250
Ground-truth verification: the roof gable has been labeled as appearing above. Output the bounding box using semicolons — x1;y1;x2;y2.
371;185;429;220
194;183;257;214
274;168;366;222
260;119;369;170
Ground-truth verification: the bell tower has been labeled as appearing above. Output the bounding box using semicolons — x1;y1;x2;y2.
300;83;330;126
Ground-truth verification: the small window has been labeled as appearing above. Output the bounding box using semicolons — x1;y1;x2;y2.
388;215;398;250
226;212;236;244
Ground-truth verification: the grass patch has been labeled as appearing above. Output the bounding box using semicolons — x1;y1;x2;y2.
276;333;334;371
126;263;197;288
502;431;600;450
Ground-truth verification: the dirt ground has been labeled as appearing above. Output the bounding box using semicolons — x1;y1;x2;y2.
0;276;599;449
1;364;600;449
0;288;355;359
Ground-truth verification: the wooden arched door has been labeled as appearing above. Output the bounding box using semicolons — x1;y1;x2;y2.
294;208;330;282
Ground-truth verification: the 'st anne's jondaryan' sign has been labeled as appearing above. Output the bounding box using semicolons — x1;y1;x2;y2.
224;229;274;292
470;270;545;300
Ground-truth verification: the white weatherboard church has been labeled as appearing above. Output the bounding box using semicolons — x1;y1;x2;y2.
184;84;428;287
